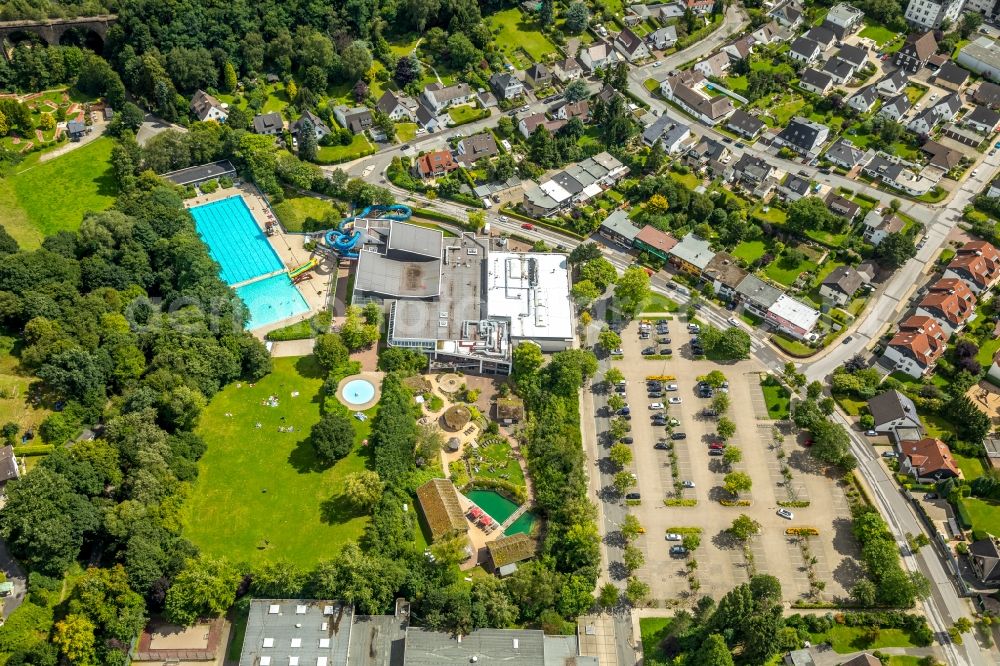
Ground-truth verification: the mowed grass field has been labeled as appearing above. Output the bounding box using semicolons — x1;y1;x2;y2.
182;356;373;568
0;137;117;248
489;8;557;61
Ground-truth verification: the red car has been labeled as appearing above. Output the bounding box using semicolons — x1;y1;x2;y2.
521;223;534;230
708;442;725;450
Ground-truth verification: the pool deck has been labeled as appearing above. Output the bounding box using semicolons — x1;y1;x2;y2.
334;372;384;411
185;184;335;338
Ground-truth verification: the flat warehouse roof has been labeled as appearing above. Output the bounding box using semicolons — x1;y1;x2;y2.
161;160;237;186
486;252;573;341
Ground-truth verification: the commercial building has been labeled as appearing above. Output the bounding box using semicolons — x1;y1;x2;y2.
904;0;965;30
521;153;628;217
160;160;238;188
765;294;820;340
668;233;715;275
958;37;1000;81
238;599;353;666
633;225;679;260
736;274;783;317
599;209;640;246
486;252;574;352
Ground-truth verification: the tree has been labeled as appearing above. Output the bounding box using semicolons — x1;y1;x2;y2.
605;368;624;386
614;470;636;494
298;119;318;161
344;470;383;509
394;55;421;87
717;417;737;441
165;556;241;626
563;78;590;103
699;370;728;387
609;443;633;469
615;266;651;317
723;471;752;497
512;342;544;380
571;280;601;305
468;210;486;233
340;41;373;82
690;633;735;666
729;514;760;541
645;140;665;174
311;413;355;463
251;561;307;598
598;581;619;608
539;0;555;27
310;544;405;614
446;33;479;69
711;392;731;414
223;61;238;92
625;576;650;604
610;417;630;442
621;514;643;540
314;332;349;371
722;445;742;467
53;614;97;666
850;579;878;606
579;257;618;292
598;328;622;353
959;12;983;38
876;231;916;268
286;80;299;102
623;544;644;572
564;1;590;32
340;305;379;350
352;79;369;103
948;395;992;443
786;196;842;235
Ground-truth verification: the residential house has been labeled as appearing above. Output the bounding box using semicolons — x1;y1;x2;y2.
879;94;912;121
0;445;18;491
685;0;714;13
415;103;444;132
599;210;640;246
769;0;804;28
867;389;924;440
825;192;861;220
376;90;419;122
643;116;691;151
518;112;566;138
722;37;755;63
975;81;1000;109
725;109;766;139
648;26;679;50
847;85;878;113
736;274;783;317
551;100;590;121
819;265;864;306
862;154;935;196
789;37;823;64
291;110;331;141
490;73;524;101
803;25;836;49
907;107;941;135
823;57;856;85
904;0;965;30
694;52;731;79
702;252;748;299
414;150;459;179
876;69;910;97
521;152;627;217
579;40;619;73
899;438;961;482
252;111;284;135
668;233;715;276
989;177;1000;198
895;32;937;73
824;2;865;34
765;294;820;340
921;139;962;170
67;120;86;139
455;132;499;166
884;315;948;377
775;116;830;156
932;93;963;122
190;89;228;122
421;82;475;114
799;68;834;95
685;136;730;173
751;22;784;46
554;57;583;83
862;207;905;245
633;225;679;261
964;105;1000;134
944;241;1000;293
525;63;552;89
824;137;867;169
916;278;977;335
730;153;778;197
778;173;812;201
615;27;651;62
333;105;373;134
934;61;970;91
837;43;870;69
969;537;1000;583
660;70;734;125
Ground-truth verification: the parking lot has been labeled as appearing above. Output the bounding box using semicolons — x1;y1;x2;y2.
604;318;863;603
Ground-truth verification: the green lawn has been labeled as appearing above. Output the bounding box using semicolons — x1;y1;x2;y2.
760;377;791;419
668;170;700;189
182;357;373;568
765;255;817;287
976;336;1000;367
396;122;418;143
752;204;787;225
763;96;806;127
809;625;918;653
272;191;338;232
644;78;660;93
448;105;490;125
732;240;768;264
489;8;558;61
639;617;674;666
472;438;526;488
218;83;289;115
0;136;117;248
315;134;374;164
962;498;1000;535
859;24;897;46
955;453;986;481
0;334;50;435
641;293;679;313
888;658;922;666
903;84;926;105
771;332;815;357
922;412;956;442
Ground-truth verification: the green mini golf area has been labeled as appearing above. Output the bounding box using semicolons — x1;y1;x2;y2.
465;489;537;535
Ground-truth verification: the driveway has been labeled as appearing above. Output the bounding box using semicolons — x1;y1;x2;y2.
0;537;26;618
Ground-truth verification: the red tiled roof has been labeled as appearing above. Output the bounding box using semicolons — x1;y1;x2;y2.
888;331;945;368
635;226;678;253
902;438;960;478
898;315;948;342
416;150;457;177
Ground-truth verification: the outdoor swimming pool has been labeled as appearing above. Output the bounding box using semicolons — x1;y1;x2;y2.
465;489;537;536
235;274;309;329
342;379;376;406
190;196;284;285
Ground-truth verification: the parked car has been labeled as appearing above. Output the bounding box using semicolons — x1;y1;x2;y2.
648;391;664;398
866;430;879;437
669;397;682;404
625;492;641;500
654;441;670;450
682;480;695;488
727;317;740;327
708;442;725;450
709;448;724;456
842;335;853;344
881;451;896;458
642;347;656;355
620;436;634;444
665;532;681;541
612;348;624;355
670;545;688;556
671;432;687;440
658;337;671;344
618;407;631;415
660;348;672;355
702;408;718;417
649;402;665;410
776;508;794;520
651;415;668;424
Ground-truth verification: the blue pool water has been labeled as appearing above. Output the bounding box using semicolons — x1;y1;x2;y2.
342;379;376;405
235;274;309;329
190;196;284;285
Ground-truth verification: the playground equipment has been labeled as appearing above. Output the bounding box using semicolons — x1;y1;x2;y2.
322;204;413;259
288;258;318;280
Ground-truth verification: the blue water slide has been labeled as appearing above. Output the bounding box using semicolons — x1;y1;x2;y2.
322;204;412;260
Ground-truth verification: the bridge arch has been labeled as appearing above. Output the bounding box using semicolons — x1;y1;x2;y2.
58;26;104;54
